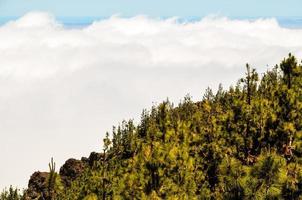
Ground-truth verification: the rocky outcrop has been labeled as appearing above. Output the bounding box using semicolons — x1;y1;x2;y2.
59;158;86;187
24;171;50;200
24;152;103;198
88;152;104;167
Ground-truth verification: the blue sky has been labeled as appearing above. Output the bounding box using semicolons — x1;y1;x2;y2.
0;0;302;17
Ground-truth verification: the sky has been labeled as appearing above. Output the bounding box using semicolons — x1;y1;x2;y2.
0;0;302;18
1;0;302;191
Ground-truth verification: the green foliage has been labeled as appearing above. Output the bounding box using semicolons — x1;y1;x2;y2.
47;158;63;200
0;186;23;200
83;193;98;200
218;156;247;199
247;150;287;199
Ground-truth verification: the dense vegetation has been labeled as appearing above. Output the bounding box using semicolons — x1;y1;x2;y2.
1;54;302;199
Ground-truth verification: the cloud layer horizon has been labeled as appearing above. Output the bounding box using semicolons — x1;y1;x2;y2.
0;12;302;189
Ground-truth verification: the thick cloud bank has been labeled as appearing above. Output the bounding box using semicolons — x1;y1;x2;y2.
0;12;302;189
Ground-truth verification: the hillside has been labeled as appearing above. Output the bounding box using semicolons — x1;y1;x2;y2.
1;54;302;200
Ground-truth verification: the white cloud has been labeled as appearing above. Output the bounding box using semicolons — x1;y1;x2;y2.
0;12;302;189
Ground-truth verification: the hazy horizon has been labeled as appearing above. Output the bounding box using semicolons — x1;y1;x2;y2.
1;15;302;29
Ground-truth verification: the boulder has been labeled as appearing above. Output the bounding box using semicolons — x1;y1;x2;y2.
59;158;86;187
25;171;49;200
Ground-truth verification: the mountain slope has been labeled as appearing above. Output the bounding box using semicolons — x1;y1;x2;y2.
1;54;302;200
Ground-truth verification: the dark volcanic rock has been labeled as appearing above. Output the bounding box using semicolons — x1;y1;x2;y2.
25;171;49;200
24;152;104;199
88;151;104;167
59;158;86;187
81;156;89;164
